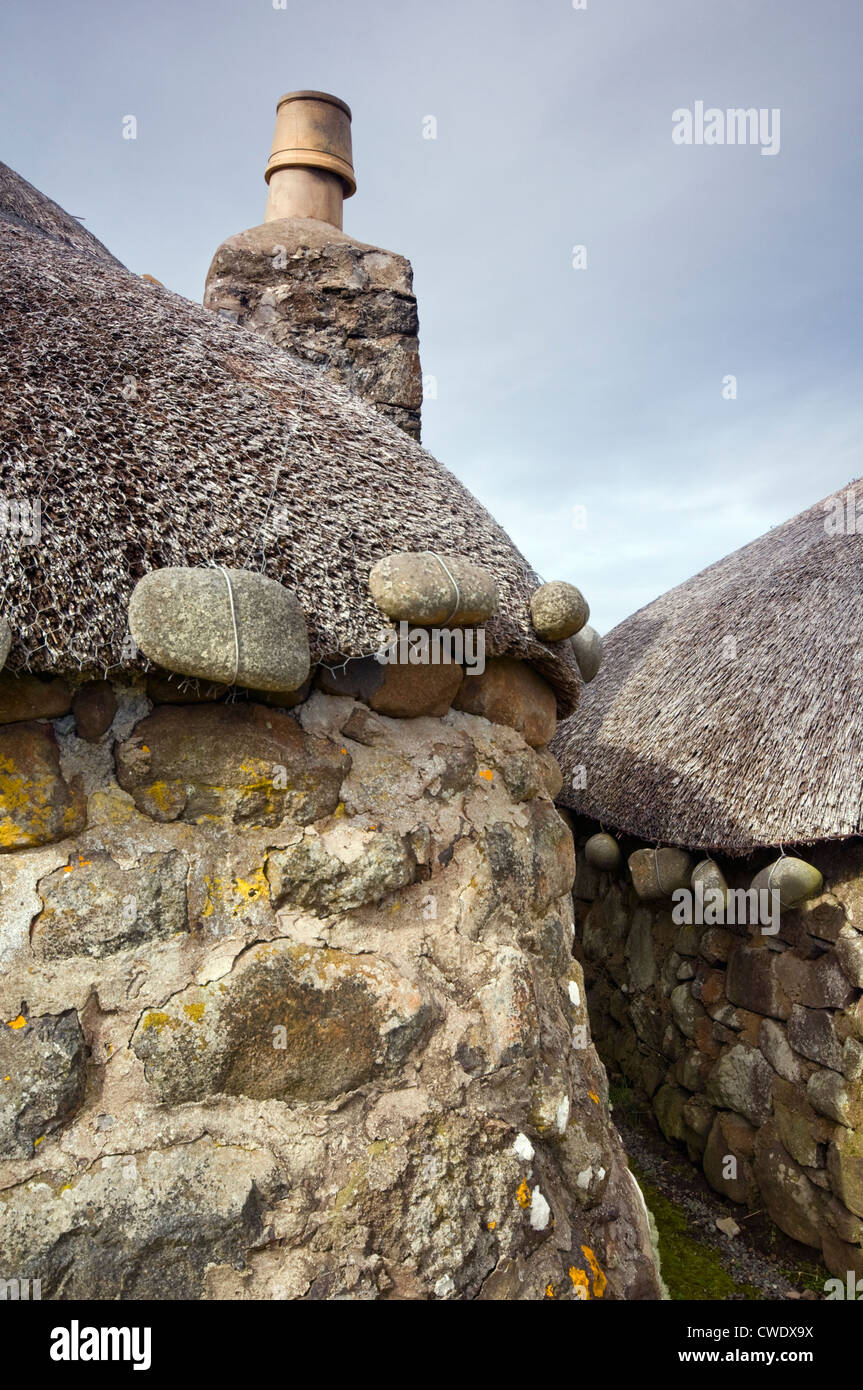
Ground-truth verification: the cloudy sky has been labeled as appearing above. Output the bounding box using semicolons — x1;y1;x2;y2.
2;0;860;632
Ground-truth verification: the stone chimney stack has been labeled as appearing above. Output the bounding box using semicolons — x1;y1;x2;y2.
263;91;355;229
204;90;422;440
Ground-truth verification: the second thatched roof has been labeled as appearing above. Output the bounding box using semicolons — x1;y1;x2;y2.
553;483;863;852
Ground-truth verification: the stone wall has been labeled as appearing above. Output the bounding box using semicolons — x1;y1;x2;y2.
0;671;660;1300
571;820;863;1279
204;218;423;440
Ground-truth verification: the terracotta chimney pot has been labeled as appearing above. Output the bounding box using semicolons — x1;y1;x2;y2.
264;90;355;229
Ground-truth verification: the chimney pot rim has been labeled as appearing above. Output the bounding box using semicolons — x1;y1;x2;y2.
275;90;352;121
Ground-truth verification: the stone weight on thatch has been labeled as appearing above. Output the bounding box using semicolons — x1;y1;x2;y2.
628;847;693;900
128;567;310;693
585;832;622;872
691;858;728;905
751;856;823;907
570;625;603;683
530;582;589;643
368;552;498;628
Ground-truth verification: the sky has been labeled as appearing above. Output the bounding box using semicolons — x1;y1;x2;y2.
2;0;861;633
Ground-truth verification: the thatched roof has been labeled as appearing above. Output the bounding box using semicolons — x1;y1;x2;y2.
0;161;121;265
553;484;863;852
0;162;580;710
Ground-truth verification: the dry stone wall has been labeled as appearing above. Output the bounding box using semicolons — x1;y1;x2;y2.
571;820;863;1279
0;672;660;1300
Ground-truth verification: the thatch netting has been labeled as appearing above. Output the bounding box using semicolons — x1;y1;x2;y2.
552;485;863;852
0;162;580;710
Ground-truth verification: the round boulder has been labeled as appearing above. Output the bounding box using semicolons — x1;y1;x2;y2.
535;747;564;800
72;680;117;742
530;581;589;642
454;657;557;748
368;552;498;627
752;857;824;907
570;625;603;682
317;655;463;718
128;567;310;693
628;846;693;900
691;858;728;906
585;832;622;872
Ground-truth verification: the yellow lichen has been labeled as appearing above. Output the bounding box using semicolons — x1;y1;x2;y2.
333;1160;370;1213
6;1016;27;1031
516;1180;532;1209
0;759;58;846
144;780;180;813
581;1245;607;1298
140;1010;173;1032
233;871;267;903
478;769;493;782
183;1001;206;1022
200;868;268;921
569;1267;590;1299
87;790;136;825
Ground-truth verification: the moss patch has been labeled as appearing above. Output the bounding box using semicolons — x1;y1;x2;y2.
630;1158;763;1301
